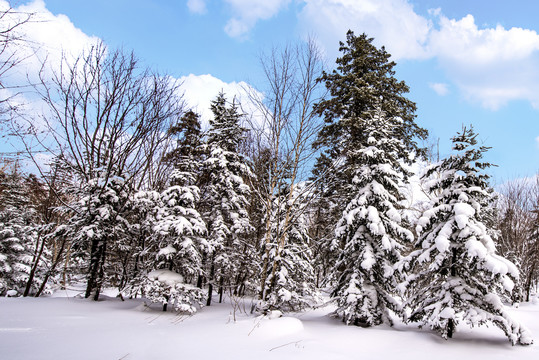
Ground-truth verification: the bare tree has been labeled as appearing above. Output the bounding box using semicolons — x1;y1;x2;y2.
23;42;185;299
0;4;35;128
497;176;539;301
245;39;325;304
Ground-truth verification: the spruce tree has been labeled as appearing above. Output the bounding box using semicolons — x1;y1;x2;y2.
201;93;253;305
315;31;426;159
332;109;413;327
405;126;533;345
311;32;427;294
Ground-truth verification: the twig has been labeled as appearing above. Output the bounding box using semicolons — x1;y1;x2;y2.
269;340;302;351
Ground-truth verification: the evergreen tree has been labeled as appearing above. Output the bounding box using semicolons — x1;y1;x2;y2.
331;109;413;326
154;169;207;283
163;110;204;180
405;126;533;345
0;169;41;295
65;171;131;300
311;32;427;289
314;31;426;160
263;183;318;311
201;93;253;305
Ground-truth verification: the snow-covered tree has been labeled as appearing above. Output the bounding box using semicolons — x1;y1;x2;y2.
64;171;131;300
405;126;533;345
0;170;41;295
125;269;205;313
201;93;253;305
331;109;413;327
263;183;318;311
154;169;207;283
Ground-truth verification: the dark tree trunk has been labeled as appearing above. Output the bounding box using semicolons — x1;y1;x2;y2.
85;239;101;299
163;295;169;311
447;318;455;338
206;260;215;306
218;277;224;303
93;240;107;301
35;238;68;297
24;233;46;297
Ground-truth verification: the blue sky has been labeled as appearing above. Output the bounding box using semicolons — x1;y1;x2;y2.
2;0;539;183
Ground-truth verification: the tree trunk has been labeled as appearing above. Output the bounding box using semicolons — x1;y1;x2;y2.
24;233;46;297
93;240;107;301
35;238;68;297
447;318;455;339
85;239;101;299
206;260;215;306
218;277;224;303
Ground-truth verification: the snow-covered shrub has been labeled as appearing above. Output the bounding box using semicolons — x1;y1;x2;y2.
125;269;205;314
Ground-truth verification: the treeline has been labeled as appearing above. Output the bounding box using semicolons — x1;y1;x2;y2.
0;9;537;346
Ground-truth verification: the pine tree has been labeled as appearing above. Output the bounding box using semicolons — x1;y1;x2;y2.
331;109;413;326
201;93;253;305
405;126;533;345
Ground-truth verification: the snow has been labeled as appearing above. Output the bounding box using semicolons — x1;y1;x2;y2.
1;292;539;359
147;269;184;286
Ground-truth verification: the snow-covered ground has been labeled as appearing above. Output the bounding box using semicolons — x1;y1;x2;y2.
1;290;539;360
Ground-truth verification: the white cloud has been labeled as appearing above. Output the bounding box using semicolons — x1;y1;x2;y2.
223;0;291;39
187;0;207;15
298;0;432;60
0;0;100;86
429;82;449;96
536;136;539;148
178;74;262;128
297;0;539;111
428;13;539;110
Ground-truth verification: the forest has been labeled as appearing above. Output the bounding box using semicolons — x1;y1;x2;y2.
0;7;537;346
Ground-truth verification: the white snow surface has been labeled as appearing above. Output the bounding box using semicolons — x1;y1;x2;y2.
1;289;539;359
147;269;184;286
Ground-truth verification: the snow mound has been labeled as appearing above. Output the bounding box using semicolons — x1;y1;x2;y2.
250;316;304;338
147;269;184;286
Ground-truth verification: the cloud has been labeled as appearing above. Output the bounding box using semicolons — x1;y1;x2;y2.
536;136;539;148
298;0;432;60
297;0;539;111
428;13;539;110
429;82;449;96
178;74;263;128
223;0;291;39
187;0;207;15
0;0;100;86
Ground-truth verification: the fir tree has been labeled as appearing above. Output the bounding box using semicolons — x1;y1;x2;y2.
332;109;413;327
405;126;533;345
201;93;253;305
